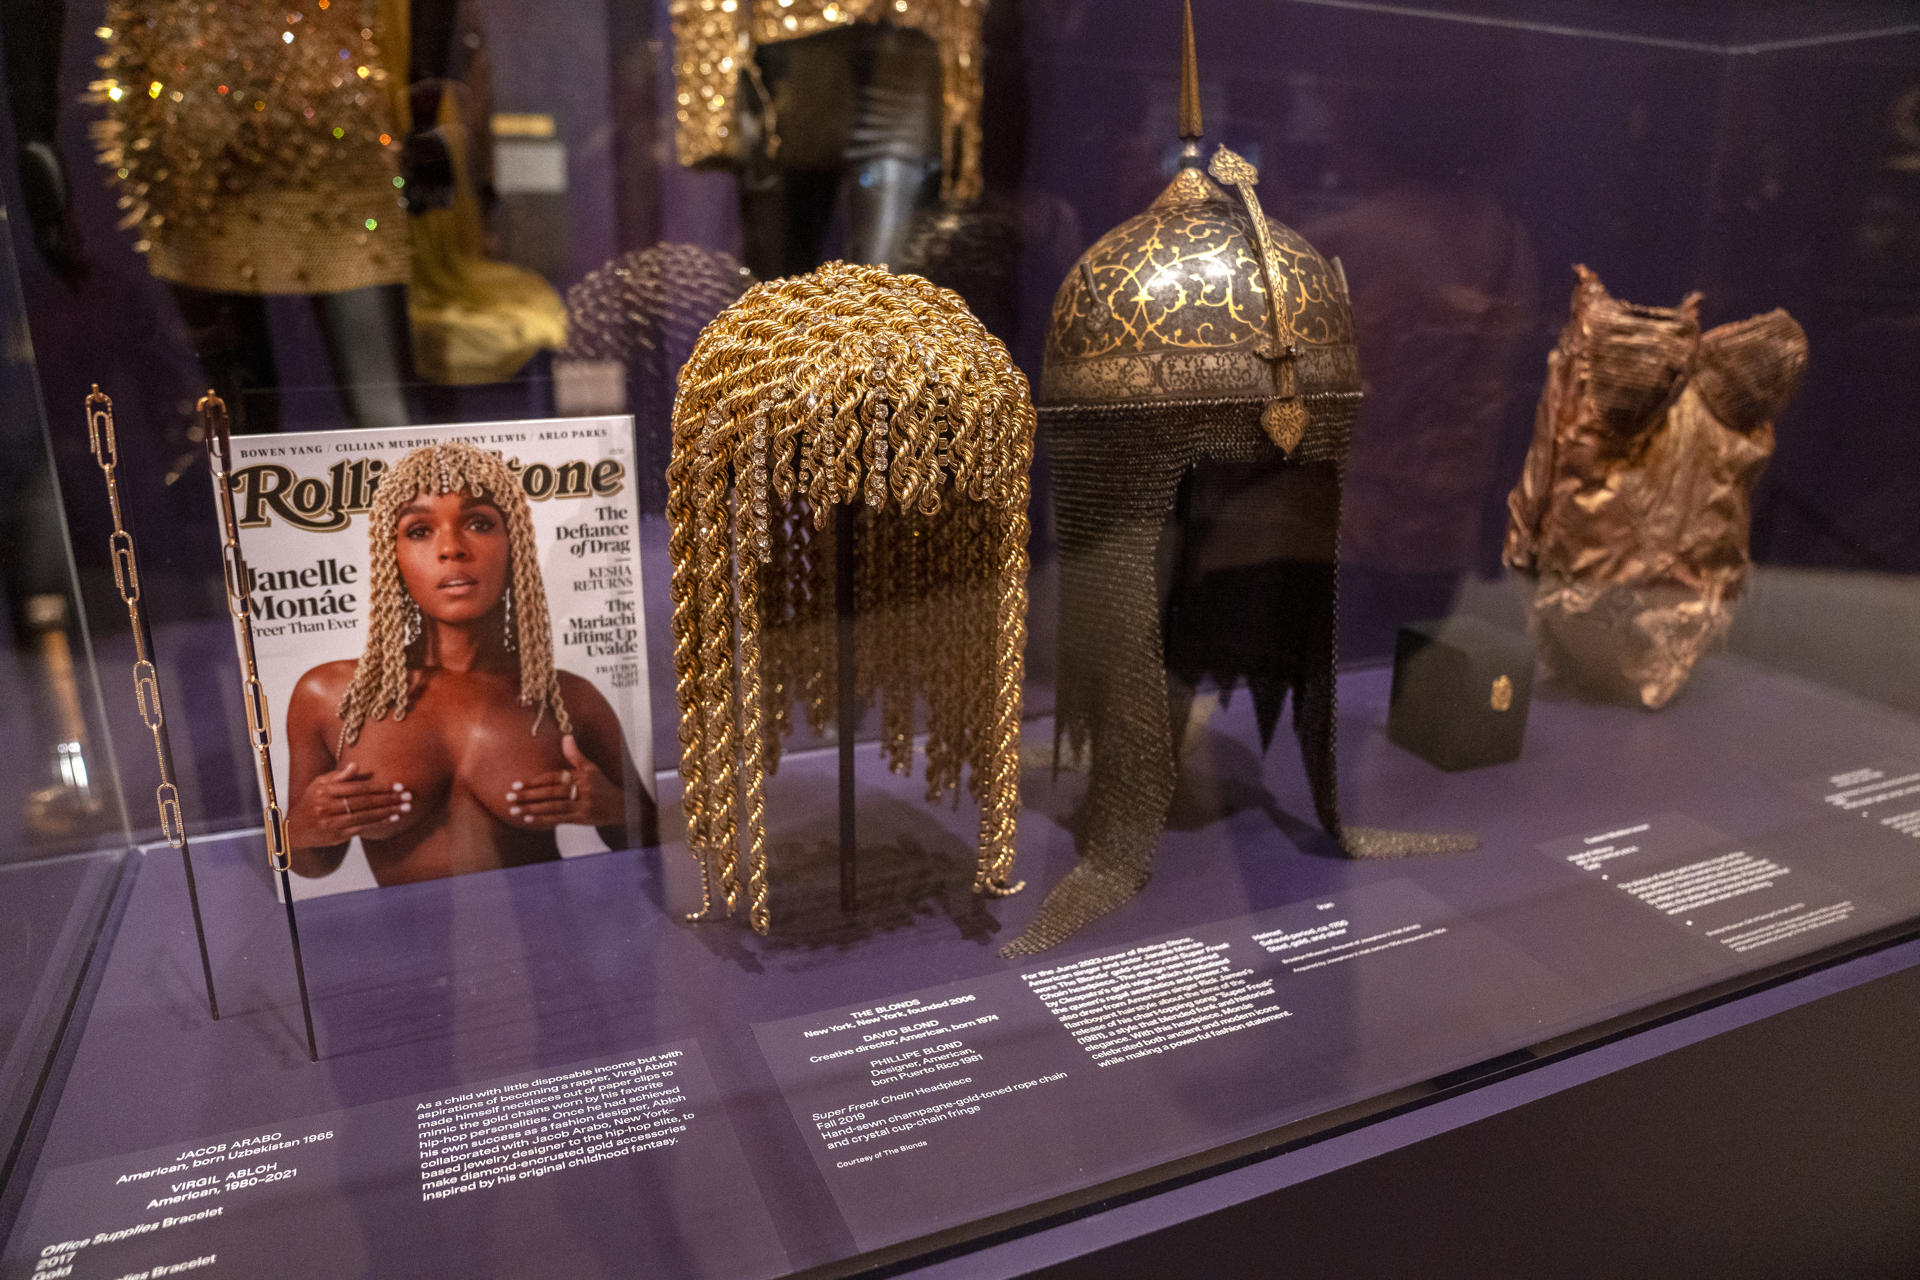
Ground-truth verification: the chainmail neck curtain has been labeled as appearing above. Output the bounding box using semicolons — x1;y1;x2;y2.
1004;4;1471;959
668;262;1034;934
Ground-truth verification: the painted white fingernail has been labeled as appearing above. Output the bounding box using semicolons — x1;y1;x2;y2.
522;816;533;824
388;814;400;823
402;791;413;801
392;782;403;792
509;805;520;815
512;780;523;789
400;802;412;813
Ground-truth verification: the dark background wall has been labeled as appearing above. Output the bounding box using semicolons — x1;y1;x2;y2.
0;0;1915;848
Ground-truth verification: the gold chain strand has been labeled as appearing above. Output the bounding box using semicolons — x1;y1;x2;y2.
978;464;1029;893
738;404;772;932
697;419;740;913
961;499;993;806
202;392;292;873
763;493;793;766
85;387;184;847
89;385;221;1020
202;389;318;1058
801;500;834;734
665;402;715;919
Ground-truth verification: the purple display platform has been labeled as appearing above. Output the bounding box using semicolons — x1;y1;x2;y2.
5;655;1920;1278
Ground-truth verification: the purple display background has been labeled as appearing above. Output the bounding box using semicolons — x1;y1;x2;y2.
2;2;1917;854
1;1;1919;1274
6;655;1920;1274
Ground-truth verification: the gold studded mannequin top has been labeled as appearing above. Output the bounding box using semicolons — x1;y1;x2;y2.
668;261;1033;934
669;0;986;202
1504;266;1808;709
1004;4;1471;959
90;0;411;295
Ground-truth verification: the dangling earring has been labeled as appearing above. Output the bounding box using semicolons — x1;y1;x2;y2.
404;595;423;646
502;582;517;652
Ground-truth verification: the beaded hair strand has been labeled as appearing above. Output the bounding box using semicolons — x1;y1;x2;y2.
336;442;571;752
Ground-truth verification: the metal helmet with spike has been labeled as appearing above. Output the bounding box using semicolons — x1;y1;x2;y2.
1009;4;1469;960
1039;2;1360;450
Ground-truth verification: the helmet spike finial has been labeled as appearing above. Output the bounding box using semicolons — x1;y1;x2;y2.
1178;1;1204;147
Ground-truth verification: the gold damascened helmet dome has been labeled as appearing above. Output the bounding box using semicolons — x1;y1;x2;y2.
1040;5;1357;452
1041;167;1358;405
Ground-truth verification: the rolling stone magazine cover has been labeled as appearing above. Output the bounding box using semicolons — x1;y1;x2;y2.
221;417;654;899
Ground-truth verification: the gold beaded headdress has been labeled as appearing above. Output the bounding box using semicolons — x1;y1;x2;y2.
668;261;1033;933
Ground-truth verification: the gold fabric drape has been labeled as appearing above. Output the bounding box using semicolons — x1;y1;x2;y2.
406;89;568;384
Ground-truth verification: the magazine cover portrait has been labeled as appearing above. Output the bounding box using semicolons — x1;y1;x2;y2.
225;418;656;899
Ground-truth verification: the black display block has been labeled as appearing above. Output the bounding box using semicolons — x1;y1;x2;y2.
1389;617;1535;772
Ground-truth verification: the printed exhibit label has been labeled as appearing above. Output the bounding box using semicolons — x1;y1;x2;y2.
3;1043;787;1280
754;878;1570;1252
1537;811;1891;958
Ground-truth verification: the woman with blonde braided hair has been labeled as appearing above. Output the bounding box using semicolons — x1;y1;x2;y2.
670;261;1033;934
284;442;652;885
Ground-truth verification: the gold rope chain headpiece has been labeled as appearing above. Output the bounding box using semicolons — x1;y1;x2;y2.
668;261;1033;933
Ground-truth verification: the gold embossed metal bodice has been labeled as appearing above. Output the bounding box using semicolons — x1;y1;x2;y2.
1504;266;1808;709
1040;165;1358;409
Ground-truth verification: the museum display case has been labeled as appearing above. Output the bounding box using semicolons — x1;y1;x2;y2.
1;1;1918;1275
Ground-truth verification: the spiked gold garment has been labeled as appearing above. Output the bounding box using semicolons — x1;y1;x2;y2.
92;0;411;295
669;0;985;202
1504;266;1808;709
1005;7;1470;959
668;262;1033;934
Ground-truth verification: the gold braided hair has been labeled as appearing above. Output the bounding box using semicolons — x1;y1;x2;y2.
336;442;571;751
669;261;1033;934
